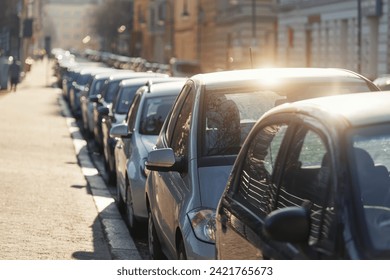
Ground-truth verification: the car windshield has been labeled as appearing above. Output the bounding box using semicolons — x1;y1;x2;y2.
139;96;177;135
114;85;141;114
102;80;121;103
348;124;390;252
89;79;105;96
201;79;374;157
76;73;91;85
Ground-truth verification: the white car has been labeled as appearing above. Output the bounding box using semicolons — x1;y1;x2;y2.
110;81;186;234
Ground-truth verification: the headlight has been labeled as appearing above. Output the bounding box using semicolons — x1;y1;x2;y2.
188;208;216;244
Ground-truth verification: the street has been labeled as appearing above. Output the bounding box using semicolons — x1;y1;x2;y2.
0;59;144;260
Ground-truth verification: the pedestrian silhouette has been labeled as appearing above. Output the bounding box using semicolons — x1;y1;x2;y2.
9;58;21;92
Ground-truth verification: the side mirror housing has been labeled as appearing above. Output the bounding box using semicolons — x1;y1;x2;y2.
263;206;310;243
110;123;131;138
146;148;184;172
98;106;109;116
89;95;99;103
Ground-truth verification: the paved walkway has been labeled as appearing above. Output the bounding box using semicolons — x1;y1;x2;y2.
0;58;139;260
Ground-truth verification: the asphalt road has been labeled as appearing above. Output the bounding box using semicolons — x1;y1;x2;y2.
0;58;145;260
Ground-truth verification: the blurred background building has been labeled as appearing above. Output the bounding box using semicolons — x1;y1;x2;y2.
0;0;388;79
41;0;103;52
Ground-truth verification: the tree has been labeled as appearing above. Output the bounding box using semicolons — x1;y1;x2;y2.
94;0;134;53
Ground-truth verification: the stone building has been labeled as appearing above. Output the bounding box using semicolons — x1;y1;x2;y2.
276;0;387;79
133;0;276;72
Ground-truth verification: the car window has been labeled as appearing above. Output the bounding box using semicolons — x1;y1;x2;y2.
115;86;142;114
165;83;192;144
170;87;195;158
235;123;288;218
139;96;177;135
89;78;105;96
278;127;335;247
127;94;141;132
202;90;282;156
103;81;120;103
349;124;390;251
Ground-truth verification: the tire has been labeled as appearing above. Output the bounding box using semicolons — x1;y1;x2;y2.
126;185;142;235
177;240;187;260
115;181;125;212
148;210;164;260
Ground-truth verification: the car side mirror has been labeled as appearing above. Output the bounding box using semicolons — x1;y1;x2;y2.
110;123;131;138
89;95;99;103
98;106;109;116
145;148;184;173
263;206;310;243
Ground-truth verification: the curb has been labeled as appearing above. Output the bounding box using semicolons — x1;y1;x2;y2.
58;94;141;260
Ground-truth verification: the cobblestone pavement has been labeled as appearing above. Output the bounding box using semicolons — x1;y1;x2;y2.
0;59;113;259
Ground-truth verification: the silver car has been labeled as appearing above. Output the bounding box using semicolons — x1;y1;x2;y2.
110;81;185;234
144;68;380;260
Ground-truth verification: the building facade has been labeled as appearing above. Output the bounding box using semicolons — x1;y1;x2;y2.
133;0;276;72
276;0;388;79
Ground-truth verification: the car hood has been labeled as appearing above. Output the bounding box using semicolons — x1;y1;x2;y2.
197;165;233;209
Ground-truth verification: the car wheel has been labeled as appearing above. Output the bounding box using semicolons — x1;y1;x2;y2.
177;240;187;260
115;181;125;212
107;150;116;186
148;210;164;260
126;185;141;235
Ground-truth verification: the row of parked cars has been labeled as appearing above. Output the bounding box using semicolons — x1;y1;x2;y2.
56;50;390;259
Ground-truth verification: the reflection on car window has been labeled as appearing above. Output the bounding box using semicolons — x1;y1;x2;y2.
236;124;288;218
171;89;195;157
115;86;140;114
279;127;335;246
298;130;326;167
90;79;104;96
139;96;176;135
104;81;120;102
202;90;282;156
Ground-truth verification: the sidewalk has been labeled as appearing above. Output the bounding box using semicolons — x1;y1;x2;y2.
0;58;140;260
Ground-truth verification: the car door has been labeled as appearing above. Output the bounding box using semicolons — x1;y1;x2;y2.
266;117;338;259
116;94;142;198
153;83;195;258
218;114;339;259
217;119;292;259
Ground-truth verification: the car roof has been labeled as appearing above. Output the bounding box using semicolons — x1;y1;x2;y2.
93;69;122;80
108;71;167;82
190;68;373;90
264;91;390;127
142;81;186;98
119;76;180;87
78;66;112;74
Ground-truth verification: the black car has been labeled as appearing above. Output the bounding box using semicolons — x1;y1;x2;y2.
216;92;390;260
